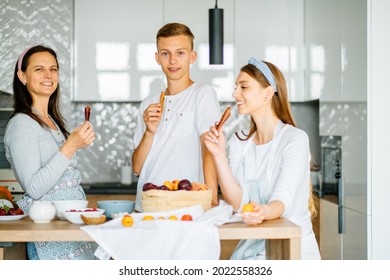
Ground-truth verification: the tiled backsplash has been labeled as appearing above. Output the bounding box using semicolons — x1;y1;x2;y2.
74;102;250;183
73;101;320;183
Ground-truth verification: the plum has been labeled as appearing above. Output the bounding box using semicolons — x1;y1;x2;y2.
178;179;192;191
158;185;170;191
143;182;158;191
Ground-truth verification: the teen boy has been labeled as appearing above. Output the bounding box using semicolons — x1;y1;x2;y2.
132;22;221;211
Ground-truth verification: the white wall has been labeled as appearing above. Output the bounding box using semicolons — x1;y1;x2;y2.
368;0;390;259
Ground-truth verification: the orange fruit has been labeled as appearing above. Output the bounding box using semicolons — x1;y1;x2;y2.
121;215;134;227
142;215;154;221
171;180;179;191
181;214;193;221
242;203;254;213
163;181;174;190
168;215;178;220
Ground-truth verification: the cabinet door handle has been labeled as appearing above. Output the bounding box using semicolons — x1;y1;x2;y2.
338;205;344;234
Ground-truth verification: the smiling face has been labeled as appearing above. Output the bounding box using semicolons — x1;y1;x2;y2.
155;35;196;83
17;51;59;100
233;71;271;116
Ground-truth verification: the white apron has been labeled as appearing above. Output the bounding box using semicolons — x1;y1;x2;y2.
231;121;285;260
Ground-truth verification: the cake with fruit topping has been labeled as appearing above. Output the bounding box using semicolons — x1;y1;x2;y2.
141;179;212;212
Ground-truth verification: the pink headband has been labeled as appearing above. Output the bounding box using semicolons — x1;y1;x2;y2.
17;47;31;71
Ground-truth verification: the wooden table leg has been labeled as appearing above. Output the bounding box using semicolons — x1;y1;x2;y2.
266;238;301;260
0;243;27;260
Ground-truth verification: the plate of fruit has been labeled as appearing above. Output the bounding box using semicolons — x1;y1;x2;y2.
0;186;26;220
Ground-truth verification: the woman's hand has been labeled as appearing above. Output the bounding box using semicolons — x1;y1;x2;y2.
60;121;95;159
240;202;269;225
240;201;284;225
204;122;227;158
143;103;162;135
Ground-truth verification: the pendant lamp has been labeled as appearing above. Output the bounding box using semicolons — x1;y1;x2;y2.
209;0;224;64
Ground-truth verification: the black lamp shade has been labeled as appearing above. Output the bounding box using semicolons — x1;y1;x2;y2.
209;7;224;64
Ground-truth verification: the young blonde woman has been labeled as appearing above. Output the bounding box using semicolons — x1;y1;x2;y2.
204;58;321;260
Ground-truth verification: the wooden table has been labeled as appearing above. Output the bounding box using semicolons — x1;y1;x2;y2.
0;217;301;260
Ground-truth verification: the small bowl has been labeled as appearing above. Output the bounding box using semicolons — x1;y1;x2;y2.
97;200;135;218
52;200;88;220
63;208;105;224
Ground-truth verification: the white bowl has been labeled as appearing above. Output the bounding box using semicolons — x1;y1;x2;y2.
52;200;88;220
63;208;105;224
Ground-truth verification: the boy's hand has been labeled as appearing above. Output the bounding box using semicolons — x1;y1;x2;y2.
143;103;162;134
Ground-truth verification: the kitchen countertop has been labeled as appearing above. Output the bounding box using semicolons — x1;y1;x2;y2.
0;217;301;260
82;182;138;195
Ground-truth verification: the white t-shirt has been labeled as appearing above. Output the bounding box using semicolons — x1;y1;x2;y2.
133;83;221;211
228;123;321;259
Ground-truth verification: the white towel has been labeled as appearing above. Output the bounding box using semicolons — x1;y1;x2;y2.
81;203;237;260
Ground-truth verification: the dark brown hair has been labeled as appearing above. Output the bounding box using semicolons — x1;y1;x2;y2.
156;22;194;50
12;45;69;138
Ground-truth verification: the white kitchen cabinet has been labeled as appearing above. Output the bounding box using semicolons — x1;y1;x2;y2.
313;0;368;260
320;199;342;259
73;0;309;102
305;0;366;102
305;0;342;102
343;207;367;259
320;199;367;260
74;0;163;101
235;0;307;101
341;0;367;102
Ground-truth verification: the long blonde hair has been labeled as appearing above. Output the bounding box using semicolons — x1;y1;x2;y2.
238;61;317;217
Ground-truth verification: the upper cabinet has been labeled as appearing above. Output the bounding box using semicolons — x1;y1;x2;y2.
305;0;367;102
341;0;367;102
235;0;308;102
74;0;164;102
73;0;311;102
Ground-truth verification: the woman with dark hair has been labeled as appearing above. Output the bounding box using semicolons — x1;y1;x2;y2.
4;45;97;260
204;58;320;260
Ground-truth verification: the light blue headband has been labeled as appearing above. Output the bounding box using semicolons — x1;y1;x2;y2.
248;57;277;92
